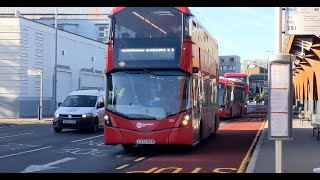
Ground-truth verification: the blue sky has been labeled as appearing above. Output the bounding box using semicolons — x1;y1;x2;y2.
189;7;275;61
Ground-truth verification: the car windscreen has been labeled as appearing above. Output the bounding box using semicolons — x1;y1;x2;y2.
61;95;97;107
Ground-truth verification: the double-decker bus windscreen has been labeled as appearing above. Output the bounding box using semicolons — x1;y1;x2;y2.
112;7;183;68
226;76;247;84
106;71;191;120
218;83;225;106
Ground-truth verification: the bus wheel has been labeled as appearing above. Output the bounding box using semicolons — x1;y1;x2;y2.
199;121;203;142
122;144;134;153
54;127;62;133
212;115;218;136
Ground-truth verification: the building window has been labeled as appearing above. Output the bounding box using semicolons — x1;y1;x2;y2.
220;66;223;70
97;24;110;43
220;58;225;63
230;57;234;62
232;66;236;70
57;25;64;30
223;66;227;70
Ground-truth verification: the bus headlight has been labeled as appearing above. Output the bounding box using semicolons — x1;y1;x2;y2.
181;114;191;127
184;114;190;121
104;114;112;127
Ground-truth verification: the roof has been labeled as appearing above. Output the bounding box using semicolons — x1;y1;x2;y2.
219;77;245;86
68;90;105;96
224;73;248;77
111;7;192;15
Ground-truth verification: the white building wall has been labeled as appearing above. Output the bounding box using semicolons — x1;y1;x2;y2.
0;18;20;117
35;19;111;42
0;17;106;118
0;7;113;14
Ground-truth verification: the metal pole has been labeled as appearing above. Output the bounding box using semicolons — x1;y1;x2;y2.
54;8;58;109
275;7;283;173
40;70;43;119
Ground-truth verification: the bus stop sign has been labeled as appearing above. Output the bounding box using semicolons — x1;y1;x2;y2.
268;53;294;140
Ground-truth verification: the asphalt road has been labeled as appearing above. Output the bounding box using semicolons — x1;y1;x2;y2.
0;105;265;173
0;122;150;173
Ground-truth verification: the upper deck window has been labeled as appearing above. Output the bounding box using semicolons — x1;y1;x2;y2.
113;7;183;40
111;7;183;68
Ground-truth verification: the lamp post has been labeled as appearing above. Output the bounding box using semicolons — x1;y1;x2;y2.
54;8;58;109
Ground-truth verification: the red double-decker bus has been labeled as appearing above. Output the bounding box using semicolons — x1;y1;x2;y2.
224;72;248;111
224;73;248;90
219;77;247;118
103;7;220;152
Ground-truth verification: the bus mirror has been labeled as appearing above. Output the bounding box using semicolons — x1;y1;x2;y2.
192;67;199;73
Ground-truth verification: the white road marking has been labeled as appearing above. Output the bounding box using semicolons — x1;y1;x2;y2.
0;132;34;139
21;157;76;173
116;152;135;158
71;135;104;143
0;146;52;159
0;125;15;128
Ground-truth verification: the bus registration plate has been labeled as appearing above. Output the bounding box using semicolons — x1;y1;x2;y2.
63;120;76;124
136;139;155;144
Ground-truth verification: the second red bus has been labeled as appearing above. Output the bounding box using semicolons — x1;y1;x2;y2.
219;77;247;118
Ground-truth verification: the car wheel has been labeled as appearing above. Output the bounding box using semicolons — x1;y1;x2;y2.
54;127;62;133
91;119;99;133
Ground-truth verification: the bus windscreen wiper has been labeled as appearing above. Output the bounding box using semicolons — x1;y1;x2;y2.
106;108;130;119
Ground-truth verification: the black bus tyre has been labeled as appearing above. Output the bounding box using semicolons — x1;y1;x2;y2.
199;121;203;142
54;127;62;133
122;144;134;153
212;115;218;137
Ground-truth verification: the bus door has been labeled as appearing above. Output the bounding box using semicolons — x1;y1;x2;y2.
226;84;232;117
193;76;200;141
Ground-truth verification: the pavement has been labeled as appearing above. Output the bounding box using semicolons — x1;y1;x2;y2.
0;118;53;125
2;109;319;173
247;118;320;173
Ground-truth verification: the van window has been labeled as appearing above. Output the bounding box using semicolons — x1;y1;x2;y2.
97;96;104;103
61;95;97;107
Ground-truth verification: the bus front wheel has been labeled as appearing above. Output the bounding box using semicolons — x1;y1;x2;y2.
122;144;134;153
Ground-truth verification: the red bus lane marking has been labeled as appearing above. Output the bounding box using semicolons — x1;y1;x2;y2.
124;117;266;173
237;119;267;173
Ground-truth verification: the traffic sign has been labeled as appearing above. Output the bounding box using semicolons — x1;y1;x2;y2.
27;69;41;76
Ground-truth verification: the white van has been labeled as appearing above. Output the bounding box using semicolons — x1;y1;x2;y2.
53;89;106;133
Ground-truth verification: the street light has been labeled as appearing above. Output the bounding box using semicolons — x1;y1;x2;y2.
54;8;58;109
